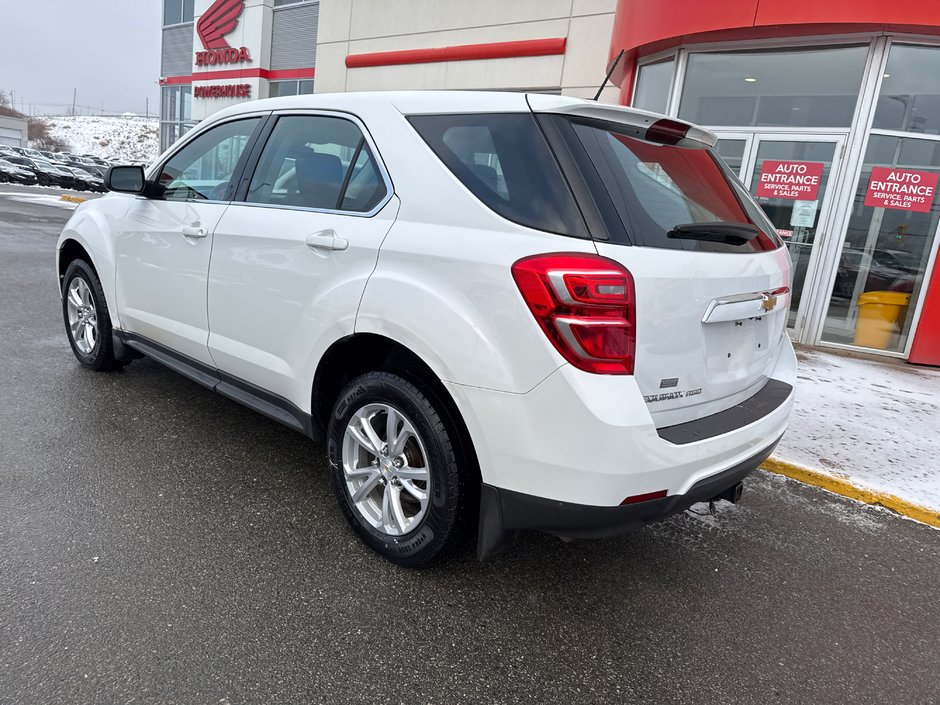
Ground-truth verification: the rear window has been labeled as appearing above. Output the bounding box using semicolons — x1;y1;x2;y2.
569;120;780;253
408;113;587;238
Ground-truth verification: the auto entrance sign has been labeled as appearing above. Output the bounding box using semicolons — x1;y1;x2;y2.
864;167;938;212
756;160;824;200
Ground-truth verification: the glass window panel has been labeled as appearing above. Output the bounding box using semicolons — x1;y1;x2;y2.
679;47;867;127
874;45;940;135
299;80;315;95
633;59;674;114
182;0;194;23
161;86;179;122
747;140;837;327
714;138;747;177
163;0;182;26
822;135;940;352
180;86;192;122
247;116;386;212
269;81;298;98
156;118;260;201
409;113;587;237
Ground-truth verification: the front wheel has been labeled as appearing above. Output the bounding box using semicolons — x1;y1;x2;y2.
62;259;125;371
327;372;470;567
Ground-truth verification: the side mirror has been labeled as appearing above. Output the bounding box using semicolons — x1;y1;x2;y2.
106;165;146;194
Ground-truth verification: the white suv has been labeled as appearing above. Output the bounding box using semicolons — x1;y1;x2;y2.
56;92;795;566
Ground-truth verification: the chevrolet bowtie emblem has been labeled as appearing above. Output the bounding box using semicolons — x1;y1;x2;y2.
760;294;778;312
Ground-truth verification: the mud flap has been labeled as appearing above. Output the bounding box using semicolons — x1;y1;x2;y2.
477;484;519;561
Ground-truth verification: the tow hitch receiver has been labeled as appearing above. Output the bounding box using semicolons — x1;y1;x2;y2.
713;481;744;504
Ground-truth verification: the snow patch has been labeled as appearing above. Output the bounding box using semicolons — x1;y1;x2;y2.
775;349;940;514
37;115;159;164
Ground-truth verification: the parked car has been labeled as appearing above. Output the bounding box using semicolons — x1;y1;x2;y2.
65;166;106;192
39;150;72;166
0;157;39;184
56;92;796;566
0;144;17;156
6;156;77;189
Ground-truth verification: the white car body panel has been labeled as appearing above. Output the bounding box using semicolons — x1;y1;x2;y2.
115;198;229;366
208;196;400;411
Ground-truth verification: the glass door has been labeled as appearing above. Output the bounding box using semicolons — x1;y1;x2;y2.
742;134;847;337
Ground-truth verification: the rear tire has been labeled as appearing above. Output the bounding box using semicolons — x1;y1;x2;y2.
327;372;469;567
62;259;125;371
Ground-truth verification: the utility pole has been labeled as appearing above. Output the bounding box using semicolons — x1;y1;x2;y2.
145;97;149;120
71;88;77;117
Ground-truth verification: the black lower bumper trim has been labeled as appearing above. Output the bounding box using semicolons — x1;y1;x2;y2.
477;438;780;560
657;379;793;445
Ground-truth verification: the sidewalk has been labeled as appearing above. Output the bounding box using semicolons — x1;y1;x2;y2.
768;345;940;523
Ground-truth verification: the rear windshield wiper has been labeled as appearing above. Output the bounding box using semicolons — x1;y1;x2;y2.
667;222;760;246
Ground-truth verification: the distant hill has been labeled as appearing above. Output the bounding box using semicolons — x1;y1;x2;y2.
33;115;160;164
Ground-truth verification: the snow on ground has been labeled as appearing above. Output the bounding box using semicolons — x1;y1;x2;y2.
40;115;159;163
774;347;940;513
0;191;80;210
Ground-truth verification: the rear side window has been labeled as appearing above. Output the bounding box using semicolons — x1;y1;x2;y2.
408;113;587;238
246;115;387;213
570;121;780;252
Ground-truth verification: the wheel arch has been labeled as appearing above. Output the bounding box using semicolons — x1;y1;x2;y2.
313;333;482;486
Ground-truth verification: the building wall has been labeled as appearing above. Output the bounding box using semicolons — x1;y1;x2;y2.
0;115;28;148
315;0;619;102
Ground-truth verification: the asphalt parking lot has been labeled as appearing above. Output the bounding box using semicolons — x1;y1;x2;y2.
1;182;938;705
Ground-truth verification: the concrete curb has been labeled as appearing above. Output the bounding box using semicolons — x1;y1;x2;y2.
60;194;87;204
761;457;940;529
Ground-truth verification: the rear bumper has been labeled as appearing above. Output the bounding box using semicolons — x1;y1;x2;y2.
478;438;778;559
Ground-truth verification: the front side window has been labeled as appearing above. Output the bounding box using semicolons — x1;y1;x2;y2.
155;118;261;201
408;113;587;237
246;115;387;212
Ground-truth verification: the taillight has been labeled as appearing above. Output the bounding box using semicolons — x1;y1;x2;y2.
511;253;636;375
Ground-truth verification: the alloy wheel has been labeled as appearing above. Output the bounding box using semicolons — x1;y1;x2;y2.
342;403;431;536
66;277;98;354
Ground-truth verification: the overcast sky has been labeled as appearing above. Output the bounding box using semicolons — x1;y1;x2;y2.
0;1;162;117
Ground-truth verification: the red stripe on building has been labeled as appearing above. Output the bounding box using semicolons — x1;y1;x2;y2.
160;67;315;86
345;37;566;69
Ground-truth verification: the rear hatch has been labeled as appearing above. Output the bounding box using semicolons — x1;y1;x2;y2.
529;96;791;428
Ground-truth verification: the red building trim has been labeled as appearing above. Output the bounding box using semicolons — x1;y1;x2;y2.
345;37;566;69
160;67;315;86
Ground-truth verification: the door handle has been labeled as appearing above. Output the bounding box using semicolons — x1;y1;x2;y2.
181;225;208;239
305;230;348;252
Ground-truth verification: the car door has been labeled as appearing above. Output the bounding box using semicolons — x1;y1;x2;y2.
114;116;264;366
207;112;398;410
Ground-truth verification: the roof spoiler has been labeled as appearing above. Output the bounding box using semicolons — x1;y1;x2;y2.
525;95;717;149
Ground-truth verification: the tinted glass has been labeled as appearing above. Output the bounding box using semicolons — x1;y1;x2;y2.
246;115;387;212
874;45;940;135
633;59;674;114
155;118;260;201
570;121;779;253
679;47;867;127
408;113;586;237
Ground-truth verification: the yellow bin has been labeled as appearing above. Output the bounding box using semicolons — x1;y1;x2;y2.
853;291;911;349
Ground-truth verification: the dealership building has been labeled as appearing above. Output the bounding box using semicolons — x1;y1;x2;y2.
159;0;940;366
